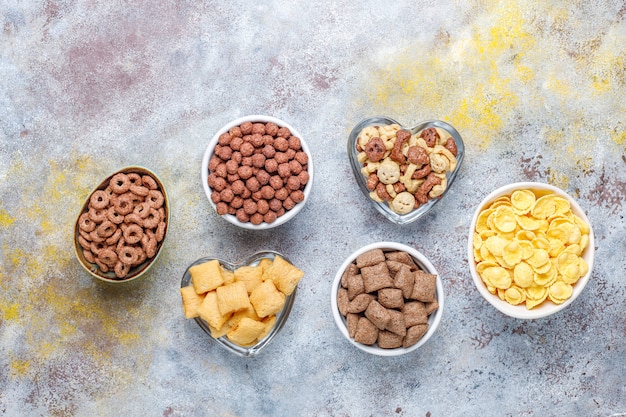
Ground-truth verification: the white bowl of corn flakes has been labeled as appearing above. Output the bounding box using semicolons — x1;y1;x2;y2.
179;251;304;357
331;242;444;356
468;182;594;319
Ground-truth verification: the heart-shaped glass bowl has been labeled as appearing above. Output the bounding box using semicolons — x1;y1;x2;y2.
180;251;298;357
347;116;465;225
74;166;170;283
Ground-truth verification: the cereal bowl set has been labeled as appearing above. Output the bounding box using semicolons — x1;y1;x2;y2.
331;242;444;356
468;182;594;319
202;115;314;230
74;166;170;284
348;116;465;225
180;251;302;357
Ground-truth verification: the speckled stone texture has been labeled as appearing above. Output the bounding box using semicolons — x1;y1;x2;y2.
1;1;625;416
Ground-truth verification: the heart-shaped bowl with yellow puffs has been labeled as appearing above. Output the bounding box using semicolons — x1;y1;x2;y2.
180;251;304;357
468;182;594;319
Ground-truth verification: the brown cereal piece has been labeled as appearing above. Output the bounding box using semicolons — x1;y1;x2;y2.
360;262;393;293
385;309;407;337
424;300;439;315
346;273;365;300
355;249;386;269
385;260;406;277
365;137;385;163
402;301;428;327
390;129;411;164
393;264;415;299
364;300;391;330
346;312;360;338
410;270;438;302
354;317;378;345
420;127;440;147
403;324;429;348
385;251;418;270
407;145;430;166
346;293;375;314
444;137;458;157
90;190;109;210
378;288;404;309
78;212;96;232
378;330;404;349
341;262;359;288
110;173;131;194
337;288;350;316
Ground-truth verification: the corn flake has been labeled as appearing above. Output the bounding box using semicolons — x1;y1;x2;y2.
473;188;590;309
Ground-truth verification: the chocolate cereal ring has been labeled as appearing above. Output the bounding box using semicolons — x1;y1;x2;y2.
134;248;147;266
107;206;125;224
90;190;110;210
88;230;105;243
124;213;144;226
145;189;164;209
133;202;152;219
114;193;134;215
155;221;166;242
141;175;158;190
98;248;118;267
123;223;144;244
88;207;107;223
143;208;160;229
78;212;96;232
96;220;117;238
142;234;157;258
117;245;139;265
78;235;91;251
130;184;149;197
95;257;109;273
110;173;131;194
83;249;96;263
105;227;122;246
127;173;142;186
114;261;130;278
90;240;107;255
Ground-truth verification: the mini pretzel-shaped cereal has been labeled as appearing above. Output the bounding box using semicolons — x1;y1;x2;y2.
90;190;110;210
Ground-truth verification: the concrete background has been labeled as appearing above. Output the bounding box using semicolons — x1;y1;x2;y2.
1;1;625;416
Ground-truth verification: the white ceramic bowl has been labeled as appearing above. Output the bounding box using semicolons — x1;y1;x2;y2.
467;182;595;319
202;115;313;230
331;242;444;356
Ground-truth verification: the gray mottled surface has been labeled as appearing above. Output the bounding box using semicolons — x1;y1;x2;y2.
1;1;625;416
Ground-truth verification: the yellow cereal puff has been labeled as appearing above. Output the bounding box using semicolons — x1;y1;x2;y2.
180;285;206;319
209;323;231;339
222;269;236;284
263;256;304;296
216;281;252;316
235;265;264;294
258;257;273;273
258;315;277;340
190;260;224;294
249;280;286;318
226;317;266;346
197;291;229;330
